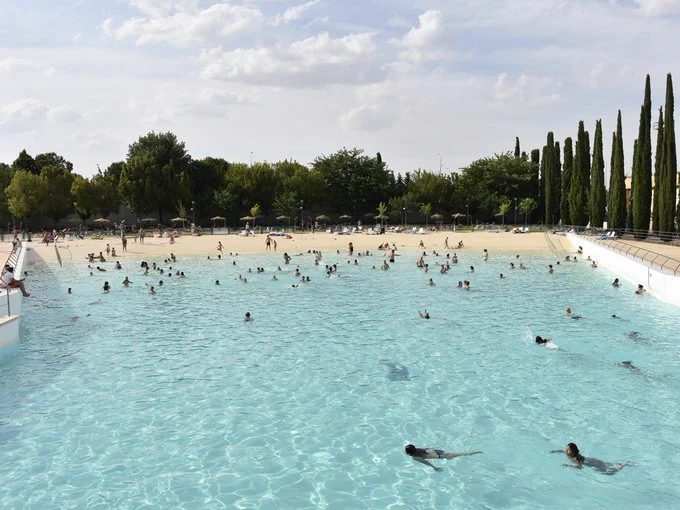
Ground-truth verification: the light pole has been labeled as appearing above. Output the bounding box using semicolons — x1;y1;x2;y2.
191;200;195;226
514;198;517;225
466;204;469;228
299;202;303;231
250;152;253;166
403;207;406;227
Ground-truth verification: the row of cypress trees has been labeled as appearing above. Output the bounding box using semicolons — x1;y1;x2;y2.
532;73;676;235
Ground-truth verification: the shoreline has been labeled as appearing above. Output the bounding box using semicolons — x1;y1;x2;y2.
19;232;556;266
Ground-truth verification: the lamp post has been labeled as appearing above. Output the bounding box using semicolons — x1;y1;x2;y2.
403;207;406;227
191;200;195;226
299;202;303;231
514;197;517;225
250;152;253;166
466;204;469;228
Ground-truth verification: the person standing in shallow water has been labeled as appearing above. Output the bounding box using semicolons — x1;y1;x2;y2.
348;242;354;256
405;444;482;472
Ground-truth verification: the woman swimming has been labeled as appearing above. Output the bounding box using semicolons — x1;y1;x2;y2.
405;444;482;472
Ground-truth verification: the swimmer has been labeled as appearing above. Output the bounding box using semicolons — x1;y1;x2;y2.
617;361;640;372
548;264;554;274
469;266;474;273
520;263;526;269
535;336;554;346
457;281;463;288
463;280;470;290
551;443;630;475
244;312;253;322
148;286;156;295
483;249;488;261
612;278;620;287
419;309;430;319
272;275;278;281
591;260;598;268
564;307;582;320
499;273;504;279
427;278;436;286
635;284;646;295
103;281;110;292
215;280;220;285
122;277;133;287
405;444;482;472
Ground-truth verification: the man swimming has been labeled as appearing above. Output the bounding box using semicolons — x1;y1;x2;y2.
405;444;482;472
612;278;620;287
635;284;646;295
535;336;554;346
551;443;630;475
418;310;430;319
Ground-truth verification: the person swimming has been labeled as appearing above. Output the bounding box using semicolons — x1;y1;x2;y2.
551;443;630;475
427;278;436;286
617;361;640;372
612;278;620;287
564;307;582;320
404;444;482;472
535;336;554;346
419;309;430;319
244;312;253;322
635;284;646;295
548;264;554;273
103;281;110;292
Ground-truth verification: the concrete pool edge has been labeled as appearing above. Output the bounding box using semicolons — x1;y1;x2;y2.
0;242;27;360
566;233;680;307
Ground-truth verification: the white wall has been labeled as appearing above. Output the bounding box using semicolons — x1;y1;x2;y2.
566;233;680;307
0;243;27;358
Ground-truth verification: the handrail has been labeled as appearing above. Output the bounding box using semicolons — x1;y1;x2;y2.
573;232;680;276
1;240;23;317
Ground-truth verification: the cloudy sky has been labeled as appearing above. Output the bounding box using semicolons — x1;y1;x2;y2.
0;0;678;177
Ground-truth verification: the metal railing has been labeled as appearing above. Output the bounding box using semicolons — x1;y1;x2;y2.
569;231;680;276
1;240;23;317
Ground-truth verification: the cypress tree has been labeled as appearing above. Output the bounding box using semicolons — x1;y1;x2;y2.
608;111;626;229
652;107;664;232
540;145;547;221
554;140;561;224
515;137;521;158
630;76;653;236
544;133;557;225
561;138;573;223
660;73;677;235
569;121;590;226
530;149;540;208
589;119;606;227
628;140;637;229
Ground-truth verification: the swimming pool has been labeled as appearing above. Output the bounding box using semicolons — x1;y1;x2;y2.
1;249;679;508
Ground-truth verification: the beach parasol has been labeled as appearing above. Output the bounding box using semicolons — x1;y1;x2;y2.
240;215;255;221
171;217;187;222
141;217;157;223
431;213;444;220
276;215;290;221
452;213;465;218
211;216;226;227
93;218;111;224
315;214;331;222
339;214;352;220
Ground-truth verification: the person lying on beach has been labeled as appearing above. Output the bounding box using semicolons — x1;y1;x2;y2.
419;310;430;319
405;444;482;472
550;443;630;475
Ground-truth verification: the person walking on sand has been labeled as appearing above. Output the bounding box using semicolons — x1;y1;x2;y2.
265;236;271;251
217;241;224;253
122;236;128;252
405;444;482;472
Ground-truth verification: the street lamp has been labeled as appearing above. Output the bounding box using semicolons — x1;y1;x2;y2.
250;152;253;166
299;202;303;230
402;207;406;227
514;198;517;225
466;204;469;227
191;200;195;226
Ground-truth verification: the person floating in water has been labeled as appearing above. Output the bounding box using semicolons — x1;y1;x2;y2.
405;444;482;472
535;336;554;346
244;312;253;322
617;361;640;372
564;307;582;320
419;309;430;319
551;443;630;475
612;278;620;287
635;284;646;295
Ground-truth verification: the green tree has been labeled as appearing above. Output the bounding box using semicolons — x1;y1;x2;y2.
12;149;37;174
71;175;98;221
273;190;299;220
632;104;652;235
514;137;521;158
530;149;540;204
589;119;606;228
569;121;590;226
387;193;417;222
6;171;45;221
313;148;393;218
119;131;192;223
544;133;558;225
554;140;561;224
91;171;121;218
652;107;664;232
213;188;238;221
420;202;432;226
520;198;537;226
275;160;325;209
560;138;573;224
35;152;73;173
609;111;626;230
498;199;511;225
408;170;454;213
376;201;388;225
628;140;637;229
0;163;14;219
40;165;75;224
660;73;678;232
250;203;262;227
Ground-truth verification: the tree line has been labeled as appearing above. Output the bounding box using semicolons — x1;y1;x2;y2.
1;133;542;229
540;73;677;237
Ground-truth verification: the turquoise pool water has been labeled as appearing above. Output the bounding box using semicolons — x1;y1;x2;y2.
1;248;679;508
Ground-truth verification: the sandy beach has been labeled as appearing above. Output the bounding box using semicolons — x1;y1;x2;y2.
12;231;560;267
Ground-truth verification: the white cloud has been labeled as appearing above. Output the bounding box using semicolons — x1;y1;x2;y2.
0;57;55;77
339;103;397;131
634;0;680;16
387;16;409;28
199;31;378;86
391;10;454;63
46;106;83;123
271;0;321;26
492;73;563;107
0;99;49;127
107;1;263;46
